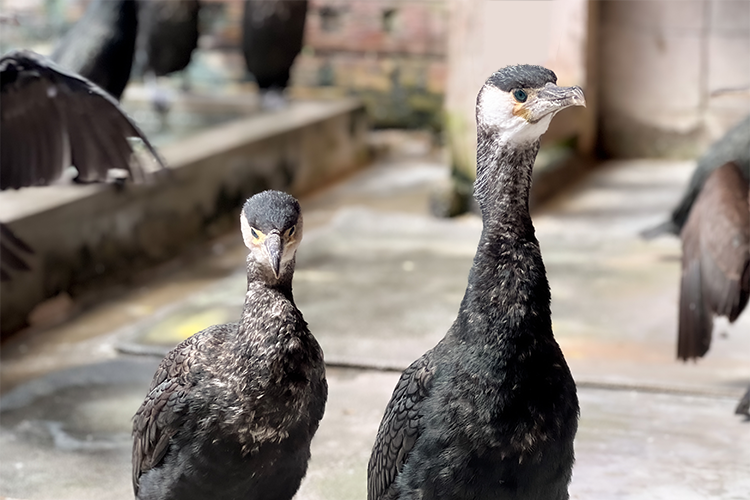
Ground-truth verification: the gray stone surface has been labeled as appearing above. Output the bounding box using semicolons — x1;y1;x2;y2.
1;134;748;499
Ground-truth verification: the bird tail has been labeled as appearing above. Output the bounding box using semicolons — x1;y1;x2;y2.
677;259;713;360
0;223;34;282
640;219;678;240
735;386;750;416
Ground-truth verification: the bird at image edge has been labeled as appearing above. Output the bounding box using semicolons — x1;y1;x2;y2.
677;162;750;416
368;66;584;500
132;191;327;500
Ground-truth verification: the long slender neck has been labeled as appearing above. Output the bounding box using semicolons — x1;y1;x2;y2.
238;257;295;339
454;131;552;342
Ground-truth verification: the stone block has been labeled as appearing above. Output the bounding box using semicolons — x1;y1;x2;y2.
601;0;705;33
706;30;750;93
709;0;750;34
600;19;703;130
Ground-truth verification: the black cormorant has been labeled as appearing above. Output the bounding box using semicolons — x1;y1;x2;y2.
135;0;200;81
642;114;750;239
132;190;327;500
368;65;584;500
51;0;139;100
242;0;308;108
677;161;749;416
0;49;164;282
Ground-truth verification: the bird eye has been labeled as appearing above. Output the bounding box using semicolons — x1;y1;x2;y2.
287;225;296;237
250;228;260;239
513;89;528;103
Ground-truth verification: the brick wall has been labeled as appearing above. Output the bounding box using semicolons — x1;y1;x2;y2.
291;0;448;129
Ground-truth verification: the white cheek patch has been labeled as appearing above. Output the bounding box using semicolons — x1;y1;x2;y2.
240;213;256;250
477;86;553;147
477;86;517;130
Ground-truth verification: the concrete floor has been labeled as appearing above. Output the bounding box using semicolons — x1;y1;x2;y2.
1;132;748;500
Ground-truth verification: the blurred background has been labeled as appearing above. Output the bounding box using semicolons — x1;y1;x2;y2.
0;1;749;499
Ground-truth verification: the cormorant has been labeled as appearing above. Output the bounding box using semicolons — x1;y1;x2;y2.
133;0;201;126
135;0;200;81
0;49;164;281
242;0;308;108
677;161;749;416
51;0;139;100
642;114;750;239
132;190;327;500
368;66;584;500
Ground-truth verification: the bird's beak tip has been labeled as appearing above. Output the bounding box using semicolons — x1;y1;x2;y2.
264;233;283;279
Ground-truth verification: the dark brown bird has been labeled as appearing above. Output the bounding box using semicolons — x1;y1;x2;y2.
0;49;164;281
51;0;138;100
132;190;327;500
135;0;200;80
242;0;308;108
368;65;583;500
677;161;750;416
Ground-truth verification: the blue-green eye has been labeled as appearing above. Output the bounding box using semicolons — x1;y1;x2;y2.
250;228;260;239
513;89;527;103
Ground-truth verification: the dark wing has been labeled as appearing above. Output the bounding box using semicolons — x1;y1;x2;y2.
368;352;435;500
736;384;750;416
0;49;164;190
132;337;201;495
678;162;750;360
641;114;750;239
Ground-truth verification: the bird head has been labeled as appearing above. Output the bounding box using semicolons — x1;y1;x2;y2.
240;190;303;280
476;65;586;146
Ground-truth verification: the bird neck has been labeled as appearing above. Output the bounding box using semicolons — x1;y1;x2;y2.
244;257;296;302
454;132;552;343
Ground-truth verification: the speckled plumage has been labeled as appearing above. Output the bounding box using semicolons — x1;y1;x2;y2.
368;66;582;500
132;190;327;500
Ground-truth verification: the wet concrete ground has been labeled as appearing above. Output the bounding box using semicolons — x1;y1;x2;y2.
1;132;749;499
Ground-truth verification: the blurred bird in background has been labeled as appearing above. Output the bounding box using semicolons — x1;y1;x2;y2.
677;161;749;416
642;115;750;239
242;0;308;109
51;0;139;101
134;0;201;125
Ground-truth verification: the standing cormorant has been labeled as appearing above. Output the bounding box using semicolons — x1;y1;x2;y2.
242;0;308;108
642;114;750;239
677;162;749;416
51;0;139;100
135;0;200;81
0;49;164;282
368;66;584;500
132;190;327;500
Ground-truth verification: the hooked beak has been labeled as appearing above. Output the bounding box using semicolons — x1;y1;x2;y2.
263;232;283;278
526;82;586;123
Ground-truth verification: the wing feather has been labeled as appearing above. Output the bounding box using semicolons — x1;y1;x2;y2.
368;352;434;500
131;337;201;495
678;162;750;360
0;49;164;190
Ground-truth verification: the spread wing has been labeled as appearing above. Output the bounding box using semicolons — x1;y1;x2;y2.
1;49;166;281
132;336;202;495
367;352;435;500
0;49;164;190
678;162;750;360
